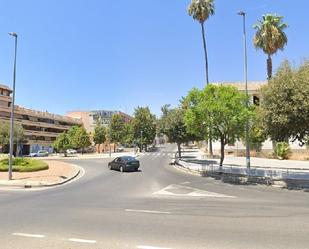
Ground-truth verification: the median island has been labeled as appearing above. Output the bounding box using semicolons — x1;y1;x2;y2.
0;157;80;188
0;158;49;172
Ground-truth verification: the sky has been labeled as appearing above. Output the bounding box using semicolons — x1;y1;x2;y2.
0;0;308;117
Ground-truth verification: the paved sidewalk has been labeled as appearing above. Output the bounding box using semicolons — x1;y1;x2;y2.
176;148;309;182
180;149;309;170
0;160;80;188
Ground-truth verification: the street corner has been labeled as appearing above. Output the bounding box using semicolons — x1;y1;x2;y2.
0;160;84;190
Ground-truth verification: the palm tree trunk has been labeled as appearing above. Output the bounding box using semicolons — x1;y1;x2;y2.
201;22;209;85
267;54;272;80
201;22;213;157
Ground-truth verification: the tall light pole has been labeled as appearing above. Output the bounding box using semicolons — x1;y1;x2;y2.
8;32;18;180
238;11;250;168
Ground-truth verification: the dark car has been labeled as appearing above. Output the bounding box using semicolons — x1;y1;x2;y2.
108;156;140;172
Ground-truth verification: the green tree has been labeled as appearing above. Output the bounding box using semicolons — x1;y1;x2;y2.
53;132;71;157
122;122;134;146
132;106;156;152
253;14;288;80
160;107;193;158
188;0;215;85
67;126;80;149
93;122;106;153
74;127;91;154
110;114;125;152
184;85;251;166
261;60;309;145
0;121;25;153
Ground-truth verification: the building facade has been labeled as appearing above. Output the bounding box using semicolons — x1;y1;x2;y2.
66;110;133;153
66;110;132;133
0;84;81;155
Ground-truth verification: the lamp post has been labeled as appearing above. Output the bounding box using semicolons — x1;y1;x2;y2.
238;11;250;168
8;32;18;180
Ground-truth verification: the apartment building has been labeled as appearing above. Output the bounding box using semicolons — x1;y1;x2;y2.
67;109;133;153
0;84;81;155
66;110;132;134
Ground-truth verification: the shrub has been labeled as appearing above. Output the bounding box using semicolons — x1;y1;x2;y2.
275;142;291;160
0;158;48;172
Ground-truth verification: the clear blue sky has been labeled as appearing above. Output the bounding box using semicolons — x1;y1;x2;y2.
0;0;308;117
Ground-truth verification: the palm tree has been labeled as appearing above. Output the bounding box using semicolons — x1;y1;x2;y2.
188;0;215;85
253;14;288;80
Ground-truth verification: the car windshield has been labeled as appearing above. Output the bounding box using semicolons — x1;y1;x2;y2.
121;156;135;162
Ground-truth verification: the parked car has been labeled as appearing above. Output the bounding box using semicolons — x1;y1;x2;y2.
108;156;140;172
30;150;49;157
66;149;77;154
116;147;125;152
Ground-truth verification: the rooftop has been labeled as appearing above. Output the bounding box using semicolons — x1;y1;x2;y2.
0;84;12;92
213;81;267;91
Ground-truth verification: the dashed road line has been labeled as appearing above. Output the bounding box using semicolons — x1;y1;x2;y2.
68;238;97;244
125;209;171;214
12;232;46;238
137;245;172;249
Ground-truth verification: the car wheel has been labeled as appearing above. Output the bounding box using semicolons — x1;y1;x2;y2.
135;168;139;171
120;166;124;173
108;164;112;170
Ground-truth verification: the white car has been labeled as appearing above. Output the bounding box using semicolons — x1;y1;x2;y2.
66;149;77;154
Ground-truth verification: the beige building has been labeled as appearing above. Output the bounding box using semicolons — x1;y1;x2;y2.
67;110;132;153
214;81;266;106
0;84;81;155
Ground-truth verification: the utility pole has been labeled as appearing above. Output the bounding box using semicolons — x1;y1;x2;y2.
238;11;250;168
8;32;18;180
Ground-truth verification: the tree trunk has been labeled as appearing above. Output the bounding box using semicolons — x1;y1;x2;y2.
201;22;209;85
64;151;67;157
219;136;225;167
97;144;100;154
208;125;213;157
177;143;181;159
114;143;116;153
267;54;272;80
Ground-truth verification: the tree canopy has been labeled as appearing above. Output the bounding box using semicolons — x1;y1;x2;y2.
184;84;251;166
159;106;195;158
253;14;288;79
261;60;309;145
131;106;156;151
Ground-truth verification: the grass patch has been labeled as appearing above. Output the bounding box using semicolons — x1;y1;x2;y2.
0;158;49;172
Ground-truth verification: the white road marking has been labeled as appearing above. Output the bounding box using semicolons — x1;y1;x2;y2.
137;245;172;249
181;181;191;184
153;184;236;198
68;238;97;244
125;209;170;214
12;233;45;238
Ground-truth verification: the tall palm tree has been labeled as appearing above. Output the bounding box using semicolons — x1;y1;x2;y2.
253;14;288;80
188;0;215;85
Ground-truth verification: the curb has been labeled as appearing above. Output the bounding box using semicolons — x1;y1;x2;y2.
174;159;309;190
0;164;82;190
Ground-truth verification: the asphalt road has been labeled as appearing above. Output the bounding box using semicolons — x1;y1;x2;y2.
0;144;309;249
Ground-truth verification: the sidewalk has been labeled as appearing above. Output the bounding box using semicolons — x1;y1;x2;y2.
0;160;80;189
175;148;309;188
180;149;309;170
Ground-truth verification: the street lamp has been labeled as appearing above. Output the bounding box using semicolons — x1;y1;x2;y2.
8;32;18;180
238;11;250;169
